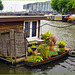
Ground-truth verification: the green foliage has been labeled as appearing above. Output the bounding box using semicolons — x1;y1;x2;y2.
66;1;73;10
58;0;70;10
67;19;73;23
41;31;54;41
50;0;59;12
51;0;70;12
73;2;75;7
59;48;65;51
0;0;3;10
37;45;41;50
24;13;28;15
62;8;66;15
58;40;66;47
31;43;36;48
28;48;33;53
40;45;48;59
47;51;58;58
25;56;43;62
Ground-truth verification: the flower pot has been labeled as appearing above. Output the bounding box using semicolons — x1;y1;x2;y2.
31;48;36;51
59;45;65;48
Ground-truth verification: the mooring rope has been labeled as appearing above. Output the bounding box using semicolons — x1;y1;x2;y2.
40;23;74;28
25;23;74;29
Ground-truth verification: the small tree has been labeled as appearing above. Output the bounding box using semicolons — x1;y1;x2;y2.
50;0;59;12
0;0;3;10
66;1;74;10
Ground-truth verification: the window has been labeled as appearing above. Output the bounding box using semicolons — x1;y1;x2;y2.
32;21;37;37
25;22;30;37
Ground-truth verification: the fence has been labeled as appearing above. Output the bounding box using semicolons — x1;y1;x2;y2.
0;30;28;60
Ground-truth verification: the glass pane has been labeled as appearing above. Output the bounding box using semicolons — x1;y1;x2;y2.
25;22;30;37
32;21;37;37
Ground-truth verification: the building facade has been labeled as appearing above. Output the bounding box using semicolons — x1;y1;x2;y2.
23;1;52;13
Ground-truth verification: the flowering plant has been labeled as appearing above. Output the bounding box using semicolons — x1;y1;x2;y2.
49;36;57;46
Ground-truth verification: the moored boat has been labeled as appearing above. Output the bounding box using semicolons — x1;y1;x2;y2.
68;49;75;56
24;48;70;67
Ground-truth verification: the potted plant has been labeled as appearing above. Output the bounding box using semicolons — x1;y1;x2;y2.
31;43;36;51
37;45;41;53
58;40;66;48
28;48;33;56
59;48;66;54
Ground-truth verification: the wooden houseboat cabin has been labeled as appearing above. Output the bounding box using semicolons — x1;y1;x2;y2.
0;16;46;64
0;16;46;41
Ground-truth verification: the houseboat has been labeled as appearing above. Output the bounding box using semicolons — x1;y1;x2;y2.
0;16;46;64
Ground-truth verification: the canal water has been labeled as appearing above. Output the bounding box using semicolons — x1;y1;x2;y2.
0;20;75;74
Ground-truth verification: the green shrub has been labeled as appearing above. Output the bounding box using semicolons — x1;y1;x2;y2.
28;48;33;53
31;43;36;48
24;13;28;15
40;45;48;59
58;40;66;48
67;19;73;23
25;56;43;62
59;48;65;51
41;31;54;41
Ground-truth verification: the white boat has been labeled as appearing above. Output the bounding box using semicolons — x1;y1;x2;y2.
68;49;75;56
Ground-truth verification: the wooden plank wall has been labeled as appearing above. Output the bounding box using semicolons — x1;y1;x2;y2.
0;21;23;32
0;30;28;58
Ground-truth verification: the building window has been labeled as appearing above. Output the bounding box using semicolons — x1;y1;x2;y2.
25;22;30;37
32;21;37;37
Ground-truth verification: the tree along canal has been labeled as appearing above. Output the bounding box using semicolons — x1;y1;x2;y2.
0;20;75;74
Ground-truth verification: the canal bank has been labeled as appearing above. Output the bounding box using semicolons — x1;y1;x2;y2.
0;20;75;74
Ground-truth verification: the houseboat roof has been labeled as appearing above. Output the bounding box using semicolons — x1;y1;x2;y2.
0;16;46;22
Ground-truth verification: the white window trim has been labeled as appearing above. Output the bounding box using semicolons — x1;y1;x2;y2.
24;21;38;41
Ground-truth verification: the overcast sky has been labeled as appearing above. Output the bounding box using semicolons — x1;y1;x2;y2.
2;1;48;12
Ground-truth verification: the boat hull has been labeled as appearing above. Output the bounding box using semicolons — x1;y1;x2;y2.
24;48;70;67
